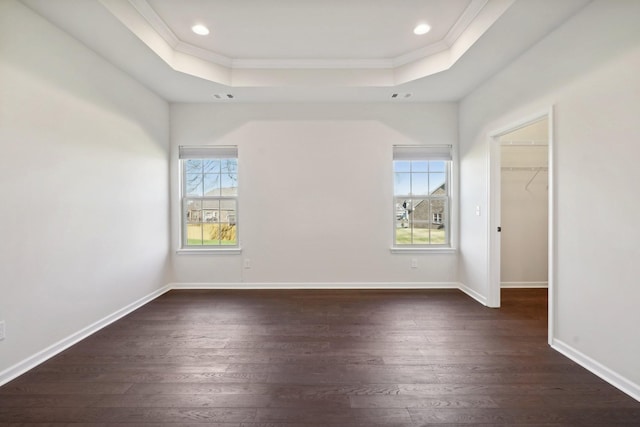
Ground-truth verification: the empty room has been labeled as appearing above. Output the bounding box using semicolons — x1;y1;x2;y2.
1;0;639;425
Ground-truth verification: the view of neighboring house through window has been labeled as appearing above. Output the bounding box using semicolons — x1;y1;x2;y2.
179;146;238;248
393;145;451;247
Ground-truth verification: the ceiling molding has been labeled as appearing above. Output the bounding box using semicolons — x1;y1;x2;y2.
128;0;178;48
232;58;394;70
100;0;514;87
124;0;494;71
445;0;489;46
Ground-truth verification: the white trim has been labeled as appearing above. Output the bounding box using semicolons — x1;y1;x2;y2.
127;0;179;48
444;0;489;46
3;281;640;404
232;58;393;70
103;0;506;87
170;282;460;290
487;132;502;308
390;247;456;254
458;282;488;306
126;0;490;71
487;108;554;311
547;106;556;347
392;41;449;68
0;285;171;387
552;339;640;402
176;248;242;255
501;281;548;288
500;140;548;146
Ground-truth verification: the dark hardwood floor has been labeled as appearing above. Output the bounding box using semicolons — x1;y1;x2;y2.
1;289;639;426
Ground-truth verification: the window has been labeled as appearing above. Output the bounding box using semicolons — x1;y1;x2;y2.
179;146;238;248
393;145;451;247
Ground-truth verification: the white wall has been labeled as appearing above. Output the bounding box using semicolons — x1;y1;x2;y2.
170;103;458;286
0;0;170;378
459;0;640;396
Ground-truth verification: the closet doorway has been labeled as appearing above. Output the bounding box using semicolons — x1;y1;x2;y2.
499;119;549;289
488;110;554;343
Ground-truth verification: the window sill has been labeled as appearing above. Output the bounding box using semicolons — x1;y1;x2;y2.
390;247;456;254
177;247;242;255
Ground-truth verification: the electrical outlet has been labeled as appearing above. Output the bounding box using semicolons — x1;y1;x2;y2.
411;258;418;269
0;321;5;341
243;258;251;269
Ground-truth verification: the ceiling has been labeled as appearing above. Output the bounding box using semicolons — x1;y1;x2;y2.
20;0;591;103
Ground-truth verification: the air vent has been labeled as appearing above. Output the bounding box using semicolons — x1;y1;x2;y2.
391;93;412;99
213;93;234;100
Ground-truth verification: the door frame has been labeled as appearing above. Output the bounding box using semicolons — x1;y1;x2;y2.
487;107;555;345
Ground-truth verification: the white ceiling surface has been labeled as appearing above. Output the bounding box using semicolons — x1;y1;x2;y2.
147;0;474;61
20;0;590;103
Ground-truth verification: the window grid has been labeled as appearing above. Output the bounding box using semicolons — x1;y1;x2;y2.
182;157;238;248
394;160;449;247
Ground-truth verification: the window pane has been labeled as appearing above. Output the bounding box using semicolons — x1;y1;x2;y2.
412;161;428;172
203;223;220;245
411;173;429;196
395;222;411;245
396;198;411;230
185;159;202;173
430;199;447;245
429;161;446;173
203;201;220;227
204;173;220;196
220;200;237;245
222;173;238;195
394;160;411;173
185;174;203;196
411;199;429;223
186;224;204;245
185;199;202;223
203;159;220;173
203;199;219;210
429;173;446;194
394;173;411;195
222;159;238;174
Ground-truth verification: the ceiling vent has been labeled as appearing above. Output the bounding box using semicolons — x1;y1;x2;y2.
213;93;234;99
391;93;412;99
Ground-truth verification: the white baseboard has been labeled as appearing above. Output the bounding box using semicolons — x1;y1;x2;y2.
0;285;171;387
552;339;640;402
4;282;638;406
170;281;460;290
458;282;488;306
501;281;548;288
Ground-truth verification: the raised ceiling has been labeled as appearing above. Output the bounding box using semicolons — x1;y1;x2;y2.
139;0;477;64
20;0;591;102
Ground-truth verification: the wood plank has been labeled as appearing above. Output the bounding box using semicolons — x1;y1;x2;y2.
1;289;638;426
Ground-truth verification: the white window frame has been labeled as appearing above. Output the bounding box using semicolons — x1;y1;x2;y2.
178;145;240;253
392;145;453;252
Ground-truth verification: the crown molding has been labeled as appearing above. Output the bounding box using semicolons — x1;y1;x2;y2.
445;0;489;46
128;0;179;48
125;0;493;71
99;0;512;86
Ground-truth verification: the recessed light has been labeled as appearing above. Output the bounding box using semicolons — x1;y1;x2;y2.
191;24;210;36
413;23;431;35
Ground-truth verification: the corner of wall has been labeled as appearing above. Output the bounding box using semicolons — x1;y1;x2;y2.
0;285;171;388
551;339;640;402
